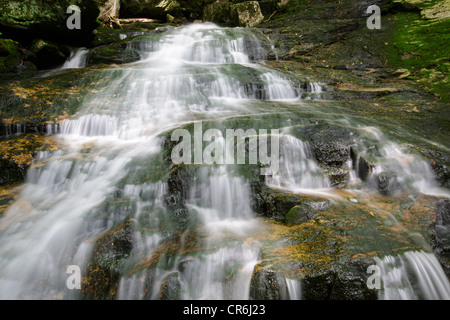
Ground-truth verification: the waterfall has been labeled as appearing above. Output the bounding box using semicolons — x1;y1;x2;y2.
0;23;295;300
0;23;448;300
60;48;89;69
286;278;302;300
266;134;331;192
375;251;450;300
358;126;449;197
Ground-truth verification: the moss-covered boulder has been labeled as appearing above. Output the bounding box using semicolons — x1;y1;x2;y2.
0;0;100;43
203;1;265;27
158;271;182;300
232;1;265;27
285;201;330;225
203;2;236;26
82;220;134;299
249;269;288;300
0;38;35;74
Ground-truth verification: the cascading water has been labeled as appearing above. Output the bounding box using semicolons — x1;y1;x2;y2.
60;48;89;69
375;250;450;300
266;134;330;193
0;23;298;300
0;23;449;300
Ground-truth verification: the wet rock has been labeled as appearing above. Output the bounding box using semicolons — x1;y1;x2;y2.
87;41;141;65
326;168;348;188
249;269;288;300
373;171;401;196
301;255;377;300
329;259;378;300
94;220;134;261
82;220;134;299
294;123;354;169
301;272;334;300
285;201;330;225
203;1;264;27
0;38;33;74
431;199;450;277
436;199;450;227
350;147;373;182
82;262;120;299
165;164;196;226
417;147;450;188
0;157;27;186
159;272;181;300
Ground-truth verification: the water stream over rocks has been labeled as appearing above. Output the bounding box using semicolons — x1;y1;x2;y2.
0;23;449;300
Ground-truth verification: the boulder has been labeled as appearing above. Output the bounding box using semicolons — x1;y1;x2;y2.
373;171;401;196
29;39;68;70
431;199;450;277
203;1;264;28
203;2;235;26
0;0;100;43
120;0;181;20
232;1;264;27
249;269;288;300
0;38;29;73
159;272;181;300
436;199;450;227
0;157;27;186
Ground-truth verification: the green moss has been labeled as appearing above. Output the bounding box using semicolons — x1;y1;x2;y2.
380;12;450;102
0;38;21;73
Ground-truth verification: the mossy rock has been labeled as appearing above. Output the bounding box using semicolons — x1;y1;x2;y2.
232;1;265;28
159;271;182;300
203;2;235;26
249;268;288;300
81;262;120;299
285;201;330;225
0;38;21;73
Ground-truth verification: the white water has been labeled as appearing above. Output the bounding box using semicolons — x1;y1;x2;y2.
60;48;89;69
359;126;449;197
0;23;299;300
266;134;331;193
286;278;302;300
376;250;450;300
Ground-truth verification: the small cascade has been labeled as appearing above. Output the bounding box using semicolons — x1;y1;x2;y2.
286;278;302;300
355;127;449;197
60;48;89;69
60;114;118;137
375;250;450;300
266;134;331;193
